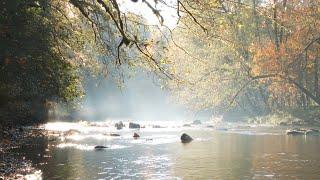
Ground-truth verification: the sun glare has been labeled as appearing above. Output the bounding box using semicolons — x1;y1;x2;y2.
118;0;179;29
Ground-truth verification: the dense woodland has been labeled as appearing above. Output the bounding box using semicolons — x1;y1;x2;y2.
165;0;320;124
1;0;320;126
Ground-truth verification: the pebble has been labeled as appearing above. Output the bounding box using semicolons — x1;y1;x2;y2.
0;126;45;178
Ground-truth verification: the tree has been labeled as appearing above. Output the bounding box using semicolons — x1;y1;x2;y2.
165;0;320;118
0;0;196;124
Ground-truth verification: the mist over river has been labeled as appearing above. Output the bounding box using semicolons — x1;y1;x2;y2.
12;121;320;179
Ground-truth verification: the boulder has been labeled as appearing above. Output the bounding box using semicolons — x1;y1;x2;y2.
286;129;305;135
192;120;201;125
115;121;124;130
206;125;214;128
133;132;140;138
183;124;191;127
94;145;108;149
129;122;140;129
181;133;193;143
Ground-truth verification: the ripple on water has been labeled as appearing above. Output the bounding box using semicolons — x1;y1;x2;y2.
56;143;129;150
66;134;109;141
97;155;176;179
130;135;178;145
194;137;213;141
109;144;129;149
125;155;177;179
57;143;95;150
226;130;282;136
133;155;171;166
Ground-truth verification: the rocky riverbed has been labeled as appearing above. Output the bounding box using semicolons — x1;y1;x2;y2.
0;126;45;179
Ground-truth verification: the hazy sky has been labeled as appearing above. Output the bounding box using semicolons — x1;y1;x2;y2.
118;0;179;29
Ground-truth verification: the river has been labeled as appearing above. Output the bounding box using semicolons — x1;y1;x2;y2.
16;121;320;179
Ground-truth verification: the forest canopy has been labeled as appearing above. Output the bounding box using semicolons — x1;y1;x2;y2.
1;0;320;125
164;0;320;122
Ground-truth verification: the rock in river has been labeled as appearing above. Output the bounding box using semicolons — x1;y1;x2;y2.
115;121;124;130
129;122;140;129
286;128;320;135
133;133;140;138
286;129;320;135
286;129;305;135
181;133;193;143
94;145;108;149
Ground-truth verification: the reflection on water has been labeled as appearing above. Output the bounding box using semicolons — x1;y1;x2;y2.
17;121;320;179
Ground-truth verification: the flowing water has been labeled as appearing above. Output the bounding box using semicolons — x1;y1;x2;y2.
17;121;320;179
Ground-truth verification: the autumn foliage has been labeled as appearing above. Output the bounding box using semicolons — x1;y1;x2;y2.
166;0;320;116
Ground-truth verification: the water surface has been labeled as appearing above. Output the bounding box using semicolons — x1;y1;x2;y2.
18;121;320;179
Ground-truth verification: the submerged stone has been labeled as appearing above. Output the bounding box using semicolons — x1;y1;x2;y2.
181;133;193;143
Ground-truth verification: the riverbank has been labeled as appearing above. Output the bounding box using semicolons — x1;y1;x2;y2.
0;126;45;179
245;107;320;126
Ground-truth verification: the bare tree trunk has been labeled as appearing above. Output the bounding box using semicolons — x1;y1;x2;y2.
314;54;319;98
287;76;320;106
279;0;287;44
298;63;306;108
273;0;280;50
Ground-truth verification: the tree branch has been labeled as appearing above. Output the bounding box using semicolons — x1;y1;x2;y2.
178;0;207;33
